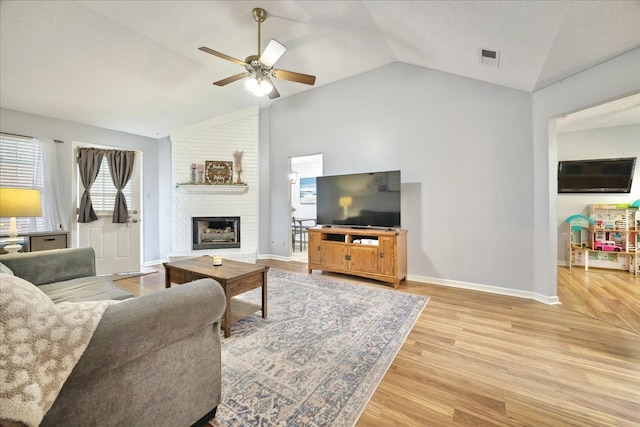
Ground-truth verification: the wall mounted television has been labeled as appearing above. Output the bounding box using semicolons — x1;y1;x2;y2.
316;170;401;228
557;157;636;193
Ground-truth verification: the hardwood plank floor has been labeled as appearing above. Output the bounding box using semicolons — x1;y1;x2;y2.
115;261;639;427
557;266;640;334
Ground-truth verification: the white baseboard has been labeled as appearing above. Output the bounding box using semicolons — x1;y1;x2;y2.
143;259;166;267
257;253;292;262
232;254;562;305
407;274;561;305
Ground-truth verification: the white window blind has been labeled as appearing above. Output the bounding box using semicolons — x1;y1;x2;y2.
85;154;132;213
0;134;50;234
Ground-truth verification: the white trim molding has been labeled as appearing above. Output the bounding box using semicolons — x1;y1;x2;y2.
407;274;561;305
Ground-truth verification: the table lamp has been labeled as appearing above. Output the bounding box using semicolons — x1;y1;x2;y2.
0;187;42;253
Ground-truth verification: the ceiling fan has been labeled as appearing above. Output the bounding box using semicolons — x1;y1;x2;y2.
199;8;316;99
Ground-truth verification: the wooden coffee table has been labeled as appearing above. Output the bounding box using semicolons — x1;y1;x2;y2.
163;256;269;337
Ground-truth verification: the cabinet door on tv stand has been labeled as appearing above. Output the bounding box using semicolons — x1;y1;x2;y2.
321;242;349;269
378;236;396;276
349;245;379;274
308;231;322;265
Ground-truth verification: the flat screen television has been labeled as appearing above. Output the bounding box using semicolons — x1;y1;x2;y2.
557;157;636;193
316;170;401;228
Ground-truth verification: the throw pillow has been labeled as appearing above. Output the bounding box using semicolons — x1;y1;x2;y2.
0;273;113;427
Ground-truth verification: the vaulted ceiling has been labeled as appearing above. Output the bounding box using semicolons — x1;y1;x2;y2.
1;1;639;138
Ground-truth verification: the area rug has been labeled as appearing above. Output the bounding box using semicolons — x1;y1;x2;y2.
216;269;428;427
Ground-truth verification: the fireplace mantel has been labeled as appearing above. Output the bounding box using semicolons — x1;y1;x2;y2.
175;184;249;195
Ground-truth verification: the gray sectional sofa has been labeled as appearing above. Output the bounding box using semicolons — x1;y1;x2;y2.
0;247;226;427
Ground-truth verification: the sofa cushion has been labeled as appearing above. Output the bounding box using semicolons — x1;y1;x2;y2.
0;262;13;276
0;248;97;286
39;276;134;303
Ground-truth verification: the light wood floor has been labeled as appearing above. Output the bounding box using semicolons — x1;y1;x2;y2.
115;262;639;427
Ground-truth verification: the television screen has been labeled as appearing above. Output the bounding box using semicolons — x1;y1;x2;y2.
316;170;401;228
558;157;636;193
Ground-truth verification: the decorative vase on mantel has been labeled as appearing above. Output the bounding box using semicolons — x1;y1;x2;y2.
236;166;243;185
233;150;245;185
190;164;197;184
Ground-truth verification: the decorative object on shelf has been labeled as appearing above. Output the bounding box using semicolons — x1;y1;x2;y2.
233;150;244;184
0;187;43;253
205;161;233;184
197;164;204;184
190;163;197;184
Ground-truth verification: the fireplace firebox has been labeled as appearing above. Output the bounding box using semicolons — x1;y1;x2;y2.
192;216;240;250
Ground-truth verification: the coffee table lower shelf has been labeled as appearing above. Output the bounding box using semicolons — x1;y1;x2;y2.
224;298;262;327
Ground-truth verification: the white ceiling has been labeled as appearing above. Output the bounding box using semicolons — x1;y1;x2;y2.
556;92;640;133
1;0;639;138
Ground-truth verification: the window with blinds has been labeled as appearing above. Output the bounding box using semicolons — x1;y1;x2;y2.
87;155;132;213
0;134;50;234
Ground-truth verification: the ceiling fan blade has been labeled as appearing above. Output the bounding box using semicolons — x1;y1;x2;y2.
213;72;250;86
265;77;280;99
259;39;287;67
273;69;316;85
199;47;246;66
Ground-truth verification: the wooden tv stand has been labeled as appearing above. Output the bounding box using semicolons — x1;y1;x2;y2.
307;227;407;289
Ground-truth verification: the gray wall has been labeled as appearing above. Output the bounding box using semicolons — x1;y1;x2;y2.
0;108;168;263
261;62;535;293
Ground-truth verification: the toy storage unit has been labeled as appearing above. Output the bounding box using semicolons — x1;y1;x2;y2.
570;204;640;275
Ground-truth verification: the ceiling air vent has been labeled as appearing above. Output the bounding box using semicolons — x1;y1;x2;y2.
480;49;500;67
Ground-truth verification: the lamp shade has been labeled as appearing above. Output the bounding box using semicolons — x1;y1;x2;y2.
0;188;42;217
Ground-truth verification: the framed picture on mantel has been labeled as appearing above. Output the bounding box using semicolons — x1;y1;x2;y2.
205;161;233;184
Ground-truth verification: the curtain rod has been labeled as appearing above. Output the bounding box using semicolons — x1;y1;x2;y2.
1;131;64;143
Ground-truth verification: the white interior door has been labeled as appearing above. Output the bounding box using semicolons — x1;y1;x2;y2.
73;144;142;275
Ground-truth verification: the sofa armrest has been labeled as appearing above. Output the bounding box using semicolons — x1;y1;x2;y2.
69;278;226;379
0;247;96;285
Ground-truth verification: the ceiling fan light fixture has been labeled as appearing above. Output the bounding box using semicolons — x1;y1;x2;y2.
199;8;315;98
245;77;273;97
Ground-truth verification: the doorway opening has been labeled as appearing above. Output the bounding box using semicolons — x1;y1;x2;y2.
290;154;323;262
554;92;640;333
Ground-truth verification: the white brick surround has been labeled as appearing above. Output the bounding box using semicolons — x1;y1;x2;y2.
169;107;259;262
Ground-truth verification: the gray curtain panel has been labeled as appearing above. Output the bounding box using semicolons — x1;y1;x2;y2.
106;150;135;223
77;147;105;223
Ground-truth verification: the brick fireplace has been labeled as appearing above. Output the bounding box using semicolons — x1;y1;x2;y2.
169;107;259;262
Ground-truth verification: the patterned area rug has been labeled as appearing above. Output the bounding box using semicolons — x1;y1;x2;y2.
216;269;428;427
